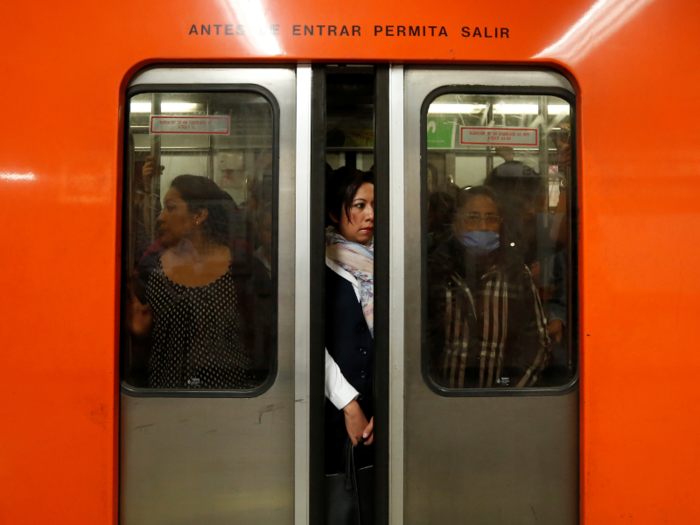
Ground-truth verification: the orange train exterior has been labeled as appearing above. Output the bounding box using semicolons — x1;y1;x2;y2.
2;0;700;523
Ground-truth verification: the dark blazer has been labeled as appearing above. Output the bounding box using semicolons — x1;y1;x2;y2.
324;263;374;473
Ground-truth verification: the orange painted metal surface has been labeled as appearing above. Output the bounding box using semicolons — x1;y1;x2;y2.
1;0;700;523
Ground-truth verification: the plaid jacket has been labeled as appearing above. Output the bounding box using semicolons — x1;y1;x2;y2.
428;236;550;389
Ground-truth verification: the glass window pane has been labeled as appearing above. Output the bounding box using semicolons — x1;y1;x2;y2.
122;91;276;393
425;92;574;391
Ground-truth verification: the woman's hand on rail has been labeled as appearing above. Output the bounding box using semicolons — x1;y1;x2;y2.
343;399;369;446
142;156;164;185
362;417;374;446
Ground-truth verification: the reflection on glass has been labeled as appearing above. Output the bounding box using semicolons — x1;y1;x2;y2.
425;93;573;389
122;91;275;391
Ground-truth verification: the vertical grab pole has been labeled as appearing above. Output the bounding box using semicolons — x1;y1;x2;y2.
149;93;162;241
294;64;313;525
538;95;549;180
538;95;551;280
486;101;494;177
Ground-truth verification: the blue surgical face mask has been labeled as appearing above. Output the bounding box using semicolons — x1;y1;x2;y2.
458;230;500;255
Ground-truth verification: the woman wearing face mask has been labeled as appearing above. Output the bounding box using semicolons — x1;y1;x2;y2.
130;174;265;389
427;185;550;389
324;167;376;524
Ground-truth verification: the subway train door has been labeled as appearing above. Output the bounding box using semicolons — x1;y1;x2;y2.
395;67;579;525
119;67;297;525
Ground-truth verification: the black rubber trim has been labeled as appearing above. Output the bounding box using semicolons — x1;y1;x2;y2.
373;64;390;525
120;82;280;399
309;64;327;525
419;83;580;398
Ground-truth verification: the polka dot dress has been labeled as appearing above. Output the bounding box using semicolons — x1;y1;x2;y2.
145;259;252;389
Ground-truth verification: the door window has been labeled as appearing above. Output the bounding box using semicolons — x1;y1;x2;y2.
423;91;575;391
121;90;278;394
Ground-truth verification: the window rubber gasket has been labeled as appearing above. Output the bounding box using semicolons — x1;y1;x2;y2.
120;82;281;399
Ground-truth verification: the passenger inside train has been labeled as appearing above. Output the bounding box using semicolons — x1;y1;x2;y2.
427;185;550;388
128;174;271;389
426;190;456;255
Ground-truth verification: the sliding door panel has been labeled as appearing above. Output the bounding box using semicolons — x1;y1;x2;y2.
120;67;296;525
403;67;579;525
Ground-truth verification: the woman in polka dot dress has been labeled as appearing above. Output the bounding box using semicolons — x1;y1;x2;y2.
130;175;261;390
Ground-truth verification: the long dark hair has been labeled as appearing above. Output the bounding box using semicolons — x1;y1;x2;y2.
170;175;233;244
325;166;375;226
428;191;456;233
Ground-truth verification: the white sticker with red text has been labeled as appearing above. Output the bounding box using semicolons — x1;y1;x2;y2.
460;127;538;146
150;116;230;135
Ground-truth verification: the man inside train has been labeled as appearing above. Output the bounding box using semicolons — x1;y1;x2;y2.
484;160;571;383
427;184;550;389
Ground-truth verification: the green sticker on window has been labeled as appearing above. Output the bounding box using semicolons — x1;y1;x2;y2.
427;118;455;149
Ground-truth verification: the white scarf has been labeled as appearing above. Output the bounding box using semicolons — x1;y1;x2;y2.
325;227;374;337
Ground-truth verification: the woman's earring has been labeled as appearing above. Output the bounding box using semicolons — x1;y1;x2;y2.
196;221;200;225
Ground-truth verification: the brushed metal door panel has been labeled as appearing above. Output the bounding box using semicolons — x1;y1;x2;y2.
120;67;296;525
404;392;578;525
120;392;294;525
402;67;578;525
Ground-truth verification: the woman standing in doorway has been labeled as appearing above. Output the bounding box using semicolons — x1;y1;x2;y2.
324;167;376;525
